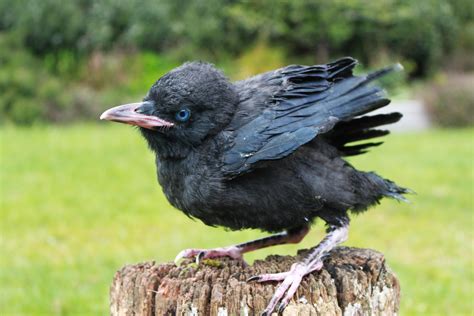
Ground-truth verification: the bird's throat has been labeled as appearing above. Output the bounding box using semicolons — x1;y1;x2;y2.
140;128;192;159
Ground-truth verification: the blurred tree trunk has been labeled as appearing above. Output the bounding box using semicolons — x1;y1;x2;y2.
110;247;400;315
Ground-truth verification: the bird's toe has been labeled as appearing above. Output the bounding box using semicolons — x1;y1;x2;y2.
174;248;203;265
174;246;245;266
247;271;290;283
258;262;315;314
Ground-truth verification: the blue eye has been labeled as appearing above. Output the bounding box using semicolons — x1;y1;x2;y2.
175;108;191;122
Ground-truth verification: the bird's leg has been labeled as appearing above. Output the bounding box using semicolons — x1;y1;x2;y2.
174;225;309;265
249;222;349;316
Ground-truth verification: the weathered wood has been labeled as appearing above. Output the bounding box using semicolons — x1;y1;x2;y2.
110;247;400;315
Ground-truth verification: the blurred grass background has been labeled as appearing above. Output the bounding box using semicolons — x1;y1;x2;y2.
0;0;473;315
1;126;472;315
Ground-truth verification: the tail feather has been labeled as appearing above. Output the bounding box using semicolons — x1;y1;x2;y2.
365;172;412;203
383;178;412;202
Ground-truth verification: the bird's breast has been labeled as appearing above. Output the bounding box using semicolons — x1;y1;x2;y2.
156;155;224;218
155;154;323;232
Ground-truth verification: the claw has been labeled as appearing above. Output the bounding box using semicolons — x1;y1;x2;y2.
174;249;202;265
247;275;261;282
277;302;287;314
174;250;187;265
196;251;206;265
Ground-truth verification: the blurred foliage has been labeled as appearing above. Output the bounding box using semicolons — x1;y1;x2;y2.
229;0;460;77
0;0;472;125
233;41;288;80
422;73;474;127
1;0;469;72
0;33;180;125
0;35;71;125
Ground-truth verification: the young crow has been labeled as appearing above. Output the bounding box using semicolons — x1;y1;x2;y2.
100;57;409;315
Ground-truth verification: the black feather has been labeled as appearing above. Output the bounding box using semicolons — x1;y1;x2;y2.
326;112;403;156
221;59;400;175
117;58;411;232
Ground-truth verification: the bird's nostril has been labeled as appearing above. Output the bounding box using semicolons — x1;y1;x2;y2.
135;101;155;115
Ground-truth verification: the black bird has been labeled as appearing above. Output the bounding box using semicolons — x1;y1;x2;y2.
100;57;409;315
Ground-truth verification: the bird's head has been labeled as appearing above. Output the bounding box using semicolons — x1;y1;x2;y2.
100;62;238;158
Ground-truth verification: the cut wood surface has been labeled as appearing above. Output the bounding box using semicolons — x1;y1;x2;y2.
110;247;400;315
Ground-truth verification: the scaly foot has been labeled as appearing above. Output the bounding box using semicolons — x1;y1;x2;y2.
248;260;323;315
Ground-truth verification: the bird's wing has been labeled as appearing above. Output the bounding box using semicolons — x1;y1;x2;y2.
222;57;399;177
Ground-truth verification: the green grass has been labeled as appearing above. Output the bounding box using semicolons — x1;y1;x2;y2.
1;125;473;315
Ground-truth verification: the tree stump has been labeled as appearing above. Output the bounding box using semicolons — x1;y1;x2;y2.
110;247;400;315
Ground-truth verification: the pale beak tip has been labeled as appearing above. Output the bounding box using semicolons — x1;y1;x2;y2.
99;111;109;120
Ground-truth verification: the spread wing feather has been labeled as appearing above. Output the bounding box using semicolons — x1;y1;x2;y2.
222;57;401;176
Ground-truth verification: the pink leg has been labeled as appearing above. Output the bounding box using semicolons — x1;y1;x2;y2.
174;226;309;265
248;224;349;316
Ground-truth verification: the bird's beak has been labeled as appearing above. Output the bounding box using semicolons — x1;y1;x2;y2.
100;101;174;130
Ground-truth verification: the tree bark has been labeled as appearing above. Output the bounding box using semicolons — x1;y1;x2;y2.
110;247;400;316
